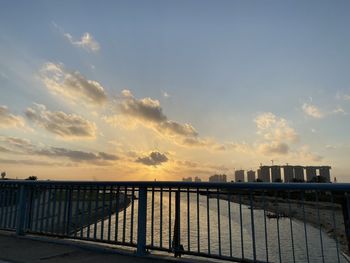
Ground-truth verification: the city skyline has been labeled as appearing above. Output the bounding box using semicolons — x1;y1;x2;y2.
1;1;350;181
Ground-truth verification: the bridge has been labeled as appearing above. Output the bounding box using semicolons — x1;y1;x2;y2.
1;180;350;262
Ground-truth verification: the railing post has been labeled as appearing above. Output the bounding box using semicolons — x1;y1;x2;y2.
137;187;147;256
16;184;28;235
173;189;183;257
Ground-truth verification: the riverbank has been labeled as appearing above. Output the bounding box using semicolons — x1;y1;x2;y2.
210;192;348;254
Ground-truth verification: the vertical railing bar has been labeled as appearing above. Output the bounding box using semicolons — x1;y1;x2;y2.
93;186;99;240
107;186;113;242
169;187;172;251
8;186;14;229
0;187;3;228
80;187;86;239
62;187;69;235
100;186;106;241
74;186;81;238
151;187;155;247
122;187;127;243
12;186;19;229
114;186;120;242
228;192;232;258
187;187;190;252
262;191;269;262
45;187;52;233
207;188;211;255
56;187;63;235
331;192;340;263
217;188;221;256
4;188;9;229
159;187;163;248
275;191;282;263
0;187;4;228
130;186;135;244
50;186;57;234
249;192;256;262
197;187;200;253
39;187;46;233
86;186;93;239
287;191;295;263
7;186;14;229
315;191;325;263
239;192;244;259
301;191;310;263
66;187;73;236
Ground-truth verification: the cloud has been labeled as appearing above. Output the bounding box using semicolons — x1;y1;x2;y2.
0;158;62;166
0;106;25;128
255;112;298;143
333;106;347;115
25;104;97;139
302;103;323;119
0;136;118;165
258;142;289;155
111;90;205;147
36;147;118;162
40;62;108;106
63;31;100;52
136;151;168;166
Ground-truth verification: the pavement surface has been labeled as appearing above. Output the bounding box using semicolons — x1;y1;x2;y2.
0;232;178;263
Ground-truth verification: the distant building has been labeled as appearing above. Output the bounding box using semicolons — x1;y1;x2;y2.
235;170;245;182
209;174;227;182
305;166;317;182
182;177;192;182
247;170;256;182
194;176;202;182
260;166;271;182
283;165;294;182
319;166;331;183
271;166;282;182
257;169;262;181
294;166;305;182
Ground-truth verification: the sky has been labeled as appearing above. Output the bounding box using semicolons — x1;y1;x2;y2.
1;1;350;181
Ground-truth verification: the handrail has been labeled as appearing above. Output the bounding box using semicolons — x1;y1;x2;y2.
1;180;350;190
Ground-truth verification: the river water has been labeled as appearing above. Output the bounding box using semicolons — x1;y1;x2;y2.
86;192;347;263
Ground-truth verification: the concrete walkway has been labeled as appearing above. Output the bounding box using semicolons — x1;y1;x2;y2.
0;232;185;263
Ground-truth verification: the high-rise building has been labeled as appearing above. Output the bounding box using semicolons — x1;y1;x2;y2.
257;169;262;181
260;166;271;182
194;176;202;182
305;166;317;182
271;166;281;182
294;166;304;182
319;166;331;183
209;174;227;182
235;170;245;182
247;170;256;182
283;165;294;182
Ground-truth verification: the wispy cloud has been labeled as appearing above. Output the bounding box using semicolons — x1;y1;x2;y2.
40;62;108;106
64;32;100;52
0;105;25;129
53;22;100;52
302;103;324;119
0;136;118;165
25;104;97;139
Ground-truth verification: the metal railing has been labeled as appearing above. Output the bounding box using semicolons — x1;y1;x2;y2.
0;181;350;262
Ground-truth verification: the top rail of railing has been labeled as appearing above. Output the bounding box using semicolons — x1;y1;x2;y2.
1;180;350;191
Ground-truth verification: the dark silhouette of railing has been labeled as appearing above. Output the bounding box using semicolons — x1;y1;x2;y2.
0;181;350;262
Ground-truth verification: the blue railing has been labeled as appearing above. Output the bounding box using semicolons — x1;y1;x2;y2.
0;181;350;262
